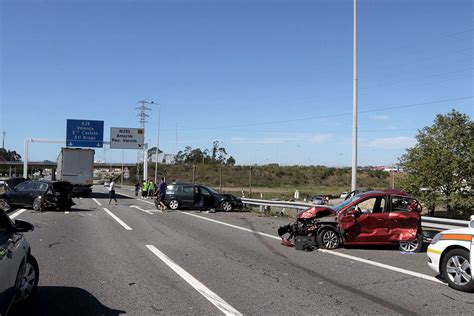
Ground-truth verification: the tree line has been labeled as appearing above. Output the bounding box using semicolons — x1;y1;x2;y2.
174;141;235;165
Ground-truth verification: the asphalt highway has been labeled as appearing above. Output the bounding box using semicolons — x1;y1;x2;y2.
7;186;473;315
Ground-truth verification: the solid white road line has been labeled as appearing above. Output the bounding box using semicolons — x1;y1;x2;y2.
130;205;154;214
9;208;27;219
92;198;102;206
103;208;132;230
65;211;70;214
180;212;444;285
317;249;443;284
181;211;278;240
146;245;242;316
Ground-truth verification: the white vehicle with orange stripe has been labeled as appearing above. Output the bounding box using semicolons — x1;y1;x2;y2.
427;216;474;292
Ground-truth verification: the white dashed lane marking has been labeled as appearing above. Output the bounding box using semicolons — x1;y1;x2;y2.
103;207;132;230
9;208;27;219
146;245;242;316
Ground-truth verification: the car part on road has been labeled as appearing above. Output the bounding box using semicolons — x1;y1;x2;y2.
441;248;473;292
294;236;316;251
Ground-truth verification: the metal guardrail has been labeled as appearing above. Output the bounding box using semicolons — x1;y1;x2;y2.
100;190;469;230
242;198;469;231
420;217;469;230
242;198;313;210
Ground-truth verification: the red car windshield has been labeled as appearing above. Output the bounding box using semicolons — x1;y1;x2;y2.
332;194;362;213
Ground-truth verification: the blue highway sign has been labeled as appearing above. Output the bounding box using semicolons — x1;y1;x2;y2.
66;119;104;148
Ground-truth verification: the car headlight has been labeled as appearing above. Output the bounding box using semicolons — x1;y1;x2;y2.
430;233;442;245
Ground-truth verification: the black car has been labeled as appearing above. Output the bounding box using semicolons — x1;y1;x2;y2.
0;210;39;315
0;180;74;212
157;182;243;212
1;178;27;192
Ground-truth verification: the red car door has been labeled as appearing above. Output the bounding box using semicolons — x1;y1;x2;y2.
340;195;390;243
387;196;421;242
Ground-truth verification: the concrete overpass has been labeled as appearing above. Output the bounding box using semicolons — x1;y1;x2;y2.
0;161;136;175
0;161;136;168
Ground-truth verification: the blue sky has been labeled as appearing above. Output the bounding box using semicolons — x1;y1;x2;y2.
1;0;472;166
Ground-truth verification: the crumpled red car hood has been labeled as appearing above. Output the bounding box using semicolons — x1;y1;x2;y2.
297;206;335;219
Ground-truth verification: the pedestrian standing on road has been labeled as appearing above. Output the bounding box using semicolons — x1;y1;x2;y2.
134;181;140;197
157;177;167;210
142;180;148;199
147;180;155;198
108;179;117;205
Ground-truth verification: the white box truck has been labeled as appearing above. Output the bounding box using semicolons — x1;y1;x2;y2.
57;148;94;196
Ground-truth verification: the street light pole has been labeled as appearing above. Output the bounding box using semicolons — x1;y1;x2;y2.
154;103;160;185
351;0;358;192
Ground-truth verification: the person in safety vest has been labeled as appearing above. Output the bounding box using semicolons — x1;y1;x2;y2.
147;180;155;197
142;180;148;199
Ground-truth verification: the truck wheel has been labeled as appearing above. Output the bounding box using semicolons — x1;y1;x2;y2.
317;228;340;249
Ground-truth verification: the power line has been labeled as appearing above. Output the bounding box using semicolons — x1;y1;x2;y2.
171;96;473;132
361;67;473;90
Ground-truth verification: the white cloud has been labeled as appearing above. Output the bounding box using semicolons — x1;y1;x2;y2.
366;136;416;149
369;114;390;121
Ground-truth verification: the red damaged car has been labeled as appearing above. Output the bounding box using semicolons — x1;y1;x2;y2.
278;189;423;252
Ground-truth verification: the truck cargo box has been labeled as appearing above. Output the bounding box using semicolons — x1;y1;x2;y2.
57;148;94;195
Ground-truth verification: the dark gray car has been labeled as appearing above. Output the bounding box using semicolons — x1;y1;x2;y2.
0;180;74;213
0;210;39;315
157;182;243;212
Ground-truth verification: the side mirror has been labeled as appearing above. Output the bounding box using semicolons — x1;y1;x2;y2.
15;219;34;232
347;207;361;218
469;215;474;229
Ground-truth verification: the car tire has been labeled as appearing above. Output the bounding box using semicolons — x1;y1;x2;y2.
317;228;340;249
168;199;179;210
399;233;423;253
14;255;39;303
441;248;474;292
32;198;43;212
220;201;232;212
0;198;11;212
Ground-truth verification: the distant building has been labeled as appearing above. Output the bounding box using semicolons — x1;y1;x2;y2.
150;153;176;165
